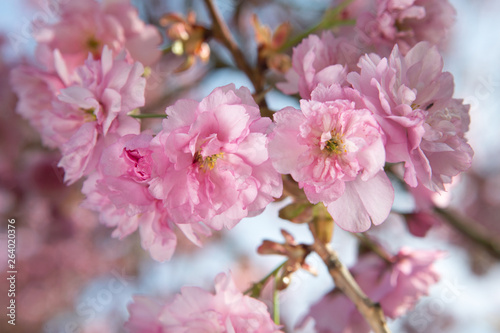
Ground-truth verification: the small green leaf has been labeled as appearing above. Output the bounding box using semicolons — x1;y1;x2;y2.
279;201;313;223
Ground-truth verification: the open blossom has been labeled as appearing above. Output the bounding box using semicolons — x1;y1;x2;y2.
348;42;473;190
148;84;283;231
351;0;456;55
82;133;211;262
34;0;162;73
49;46;145;184
126;272;282;333
277;31;355;99
300;247;444;332
269;84;394;232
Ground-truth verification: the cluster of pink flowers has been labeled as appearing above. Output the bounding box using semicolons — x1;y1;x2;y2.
83;84;282;261
7;0;475;330
126;273;282;333
275;40;472;232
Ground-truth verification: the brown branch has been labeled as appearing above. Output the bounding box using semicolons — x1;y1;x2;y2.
202;0;270;114
434;207;500;260
310;225;391;333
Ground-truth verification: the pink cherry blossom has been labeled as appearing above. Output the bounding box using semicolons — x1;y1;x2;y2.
148;84;283;231
296;290;369;333
269;84;394;232
54;46;145;183
300;247;443;332
277;31;357;99
34;0;162;73
11;46;145;184
348;42;473;190
353;247;444;318
354;0;456;55
125;296;166;333
126;272;282;333
9;61;68;148
82;133;211;262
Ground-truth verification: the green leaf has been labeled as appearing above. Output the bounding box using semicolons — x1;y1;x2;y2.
279;201;313;223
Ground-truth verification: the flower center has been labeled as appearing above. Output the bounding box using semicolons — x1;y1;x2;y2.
323;133;346;156
194;151;224;171
86;36;102;57
81;107;97;122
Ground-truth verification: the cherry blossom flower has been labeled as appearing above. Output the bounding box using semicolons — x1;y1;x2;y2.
269;84;394;232
82;133;211;262
277;31;355;99
34;0;162;73
346;0;456;55
148;84;283;231
300;247;444;332
126;272;282;333
9;60;68;148
48;46;145;184
353;247;445;318
348;42;473;190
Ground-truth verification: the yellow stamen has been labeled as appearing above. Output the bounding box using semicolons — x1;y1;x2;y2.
195;151;224;171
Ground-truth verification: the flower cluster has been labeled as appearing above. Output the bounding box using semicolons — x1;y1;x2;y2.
7;0;476;331
83;84;283;260
274;40;472;231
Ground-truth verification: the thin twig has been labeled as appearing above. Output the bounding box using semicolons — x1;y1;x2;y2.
202;0;264;93
435;207;500;260
310;225;391;333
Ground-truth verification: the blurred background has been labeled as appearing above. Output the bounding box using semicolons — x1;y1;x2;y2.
0;0;499;332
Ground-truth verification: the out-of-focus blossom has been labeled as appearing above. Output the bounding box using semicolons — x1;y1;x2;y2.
148;84;283;231
277;31;356;99
269;84;393;232
125;296;166;333
349;42;473;191
11;46;146;184
34;0;162;73
335;0;456;55
296;290;370;333
126;272;282;333
353;247;444;318
299;247;443;332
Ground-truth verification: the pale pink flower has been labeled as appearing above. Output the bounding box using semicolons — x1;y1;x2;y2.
125;296;166;333
148;84;283;231
269;84;394;232
277;31;356;99
299;247;443;332
353;247;444;318
296;291;369;333
82;133;210;262
34;0;162;73
52;46;145;183
348;42;473;190
126;272;282;333
9;61;68;148
354;0;456;55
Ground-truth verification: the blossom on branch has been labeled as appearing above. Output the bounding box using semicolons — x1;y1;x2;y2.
33;0;162;73
349;42;473;190
148;84;283;231
269;84;394;232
